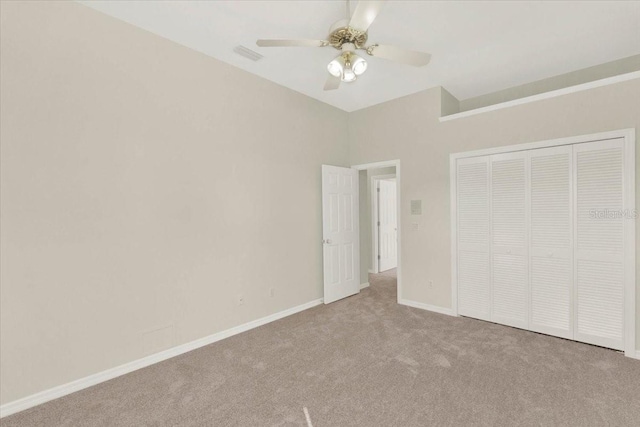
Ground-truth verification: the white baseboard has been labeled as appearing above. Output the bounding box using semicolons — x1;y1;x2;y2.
360;282;370;289
398;299;456;317
0;298;323;418
633;351;640;360
368;269;375;274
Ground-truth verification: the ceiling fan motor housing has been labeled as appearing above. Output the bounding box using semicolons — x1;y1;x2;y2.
328;19;368;50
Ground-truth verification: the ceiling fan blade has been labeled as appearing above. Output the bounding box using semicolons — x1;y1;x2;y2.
324;75;341;91
256;39;328;48
349;1;387;32
366;44;431;66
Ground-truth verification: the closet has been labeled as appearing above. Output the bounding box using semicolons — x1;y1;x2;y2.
452;132;635;353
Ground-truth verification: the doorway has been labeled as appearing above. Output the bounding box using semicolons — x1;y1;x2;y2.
352;160;401;303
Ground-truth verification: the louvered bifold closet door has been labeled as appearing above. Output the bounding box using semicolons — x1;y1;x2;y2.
457;156;491;321
529;146;573;339
573;139;625;351
490;152;529;329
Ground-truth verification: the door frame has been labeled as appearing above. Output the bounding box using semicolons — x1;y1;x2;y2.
450;128;636;358
371;174;397;274
352;160;402;303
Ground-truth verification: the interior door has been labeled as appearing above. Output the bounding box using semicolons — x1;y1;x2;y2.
378;179;397;272
573;139;626;350
322;165;360;304
490;151;529;329
456;156;491;321
529;145;573;339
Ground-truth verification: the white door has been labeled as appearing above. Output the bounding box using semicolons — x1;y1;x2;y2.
456;156;491;321
573;139;626;350
322;165;360;304
529;145;573;339
378;179;397;272
490;152;529;329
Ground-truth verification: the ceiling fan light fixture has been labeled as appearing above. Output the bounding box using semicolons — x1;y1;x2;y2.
352;55;367;76
328;51;366;83
257;0;432;91
342;68;357;83
327;59;342;77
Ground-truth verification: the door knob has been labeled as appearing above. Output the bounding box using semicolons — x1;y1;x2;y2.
323;239;332;244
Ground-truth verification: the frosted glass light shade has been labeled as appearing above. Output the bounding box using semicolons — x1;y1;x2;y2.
326;52;367;83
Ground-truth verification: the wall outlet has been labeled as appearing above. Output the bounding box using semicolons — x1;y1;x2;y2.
237;294;244;306
412;222;419;230
269;287;275;298
428;280;433;288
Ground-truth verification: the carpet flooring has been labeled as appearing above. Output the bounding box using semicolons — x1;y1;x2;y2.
3;269;640;426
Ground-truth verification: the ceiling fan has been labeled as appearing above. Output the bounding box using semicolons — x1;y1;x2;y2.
256;0;431;91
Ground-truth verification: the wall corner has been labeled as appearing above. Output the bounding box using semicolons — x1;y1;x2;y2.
440;87;460;118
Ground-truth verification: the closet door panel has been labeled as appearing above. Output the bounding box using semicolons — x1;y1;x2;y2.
529;146;573;339
573;139;625;350
457;157;491;321
490;152;528;329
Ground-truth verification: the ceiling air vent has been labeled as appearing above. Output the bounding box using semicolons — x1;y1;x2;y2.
233;45;263;62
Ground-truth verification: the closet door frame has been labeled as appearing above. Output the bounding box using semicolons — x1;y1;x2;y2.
450;128;636;358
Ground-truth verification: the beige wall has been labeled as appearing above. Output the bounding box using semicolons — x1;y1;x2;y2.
0;1;348;404
348;80;640;351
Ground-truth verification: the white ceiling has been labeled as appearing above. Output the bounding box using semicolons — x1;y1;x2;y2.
79;1;640;112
